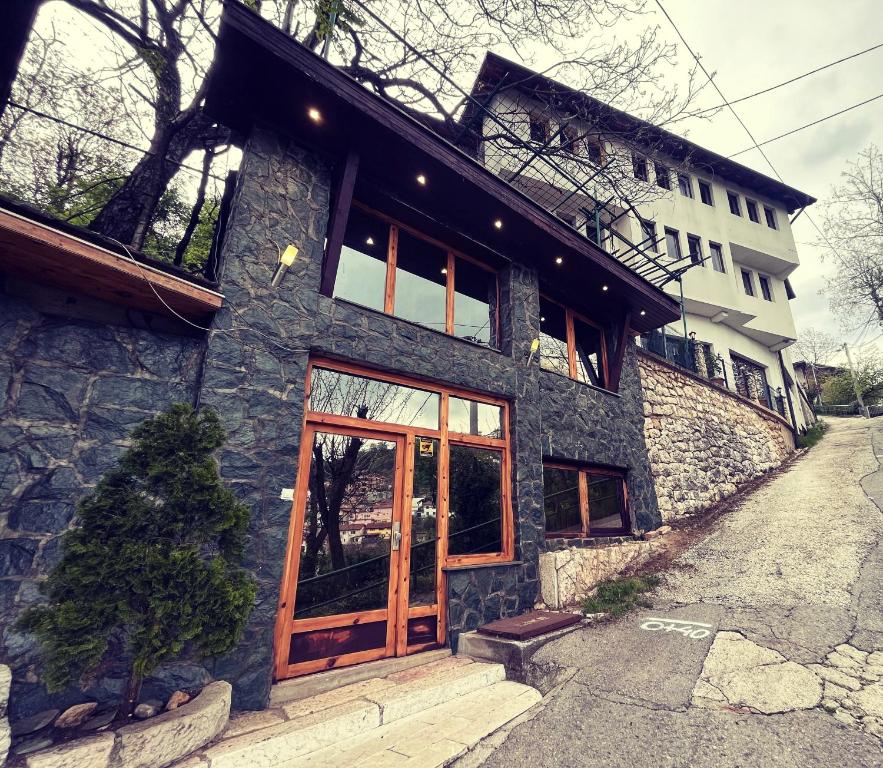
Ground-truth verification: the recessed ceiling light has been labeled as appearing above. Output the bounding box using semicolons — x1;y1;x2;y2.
555;256;563;265
417;174;427;185
366;236;374;245
640;310;647;316
602;285;609;291
493;219;503;230
307;107;321;123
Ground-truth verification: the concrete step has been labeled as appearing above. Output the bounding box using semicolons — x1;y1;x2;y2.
191;657;511;768
269;649;453;707
280;680;541;768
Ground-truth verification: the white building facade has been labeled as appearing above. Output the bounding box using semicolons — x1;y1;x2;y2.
468;53;815;430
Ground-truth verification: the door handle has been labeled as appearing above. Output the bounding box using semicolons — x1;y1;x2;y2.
391;521;402;551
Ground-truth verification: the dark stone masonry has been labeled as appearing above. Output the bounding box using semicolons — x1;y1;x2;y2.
0;126;661;718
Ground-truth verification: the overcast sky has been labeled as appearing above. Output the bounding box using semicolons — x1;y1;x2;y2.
31;0;883;360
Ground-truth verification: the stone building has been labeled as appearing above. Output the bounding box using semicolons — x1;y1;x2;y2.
0;2;687;719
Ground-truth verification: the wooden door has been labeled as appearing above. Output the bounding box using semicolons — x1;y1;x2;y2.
274;425;442;680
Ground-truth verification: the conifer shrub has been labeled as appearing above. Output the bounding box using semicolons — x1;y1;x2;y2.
19;404;257;719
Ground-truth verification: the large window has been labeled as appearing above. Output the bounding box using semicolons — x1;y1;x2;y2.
544;463;630;537
539;296;608;389
306;360;512;566
332;204;498;348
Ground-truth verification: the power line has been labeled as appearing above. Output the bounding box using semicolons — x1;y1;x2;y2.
653;0;846;298
728;93;883;158
664;40;883;124
6;99;227;182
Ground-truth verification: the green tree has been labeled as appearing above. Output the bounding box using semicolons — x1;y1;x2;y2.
19;404;256;720
822;354;883;406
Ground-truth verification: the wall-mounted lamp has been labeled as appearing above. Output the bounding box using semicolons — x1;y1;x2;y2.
271;244;299;287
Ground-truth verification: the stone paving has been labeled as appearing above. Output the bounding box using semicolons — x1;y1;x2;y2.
478;418;883;767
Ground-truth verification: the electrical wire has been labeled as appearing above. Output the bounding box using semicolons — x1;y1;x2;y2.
653;0;851;306
5;99;228;182
664;40;883;124
728;93;883;158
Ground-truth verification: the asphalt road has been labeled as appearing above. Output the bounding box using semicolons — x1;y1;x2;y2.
478;418;883;768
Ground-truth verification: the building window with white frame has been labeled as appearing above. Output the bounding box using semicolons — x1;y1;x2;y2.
746;199;760;223
639;218;657;251
759;275;774;302
665;228;682;261
764;206;778;229
698;180;714;206
741;268;755;296
727;191;741;216
687;234;702;265
709;242;726;273
655;163;670;190
678;173;693;199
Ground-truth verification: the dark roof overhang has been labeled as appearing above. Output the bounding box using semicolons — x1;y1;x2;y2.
467;52;816;214
203;0;681;333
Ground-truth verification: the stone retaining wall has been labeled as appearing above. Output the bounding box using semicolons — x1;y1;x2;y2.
637;350;795;521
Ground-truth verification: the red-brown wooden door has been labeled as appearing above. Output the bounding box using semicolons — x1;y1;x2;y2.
274;424;442;679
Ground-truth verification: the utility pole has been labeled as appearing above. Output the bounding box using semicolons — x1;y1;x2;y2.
809;361;822;404
843;343;869;418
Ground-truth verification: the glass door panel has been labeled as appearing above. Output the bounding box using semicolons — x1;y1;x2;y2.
288;430;399;670
409;437;439;608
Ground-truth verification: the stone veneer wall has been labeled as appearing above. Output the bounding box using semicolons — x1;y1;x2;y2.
0;125;662;719
0;294;203;719
637;350;795;521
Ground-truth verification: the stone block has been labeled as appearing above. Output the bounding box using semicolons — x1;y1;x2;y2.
25;732;115;768
117;680;231;768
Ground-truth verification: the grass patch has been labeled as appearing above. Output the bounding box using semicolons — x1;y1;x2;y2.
580;574;661;618
797;420;828;449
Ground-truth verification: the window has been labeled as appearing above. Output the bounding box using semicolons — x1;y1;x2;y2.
677;173;694;199
665;228;682;260
764;206;778;229
585;138;602;165
731;353;771;407
529;114;549;143
543;464;629;537
759;275;774;302
560;125;579;154
686;234;702;265
741;268;755;296
539;296;608;389
632;154;648;181
306;361;513;566
655;163;670;190
639;218;657;251
727;191;742;216
746;199;760;223
448;444;503;556
332;204;498;348
709;242;726;273
784;278;796;299
698;180;714;206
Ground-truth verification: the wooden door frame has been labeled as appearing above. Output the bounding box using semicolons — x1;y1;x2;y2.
273;423;408;680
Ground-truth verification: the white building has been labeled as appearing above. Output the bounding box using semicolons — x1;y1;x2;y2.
466;53;815;429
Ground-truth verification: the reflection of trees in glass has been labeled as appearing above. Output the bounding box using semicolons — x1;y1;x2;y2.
310;368;439;430
448;445;502;555
296;435;396;618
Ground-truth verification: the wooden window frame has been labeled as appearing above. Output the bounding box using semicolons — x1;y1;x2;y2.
585;136;604;165
539;294;610;390
304;358;514;566
333;200;501;348
543;461;631;538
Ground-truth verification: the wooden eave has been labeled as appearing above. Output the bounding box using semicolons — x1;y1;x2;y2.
0;206;224;325
204;0;681;334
